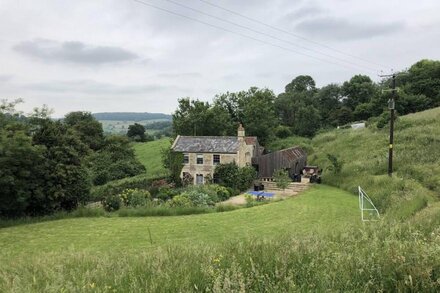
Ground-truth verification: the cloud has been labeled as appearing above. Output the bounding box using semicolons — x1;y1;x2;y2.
0;74;13;82
295;17;405;41
24;79;189;95
14;39;139;64
156;72;202;79
284;6;323;21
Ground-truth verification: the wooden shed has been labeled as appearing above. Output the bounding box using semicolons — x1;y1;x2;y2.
252;146;307;179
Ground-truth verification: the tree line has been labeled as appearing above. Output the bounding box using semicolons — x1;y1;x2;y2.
172;59;440;145
0;101;145;217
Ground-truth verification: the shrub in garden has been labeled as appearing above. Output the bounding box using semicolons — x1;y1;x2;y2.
149;179;173;197
214;163;257;191
156;185;178;201
214;163;239;188
119;189;151;207
90;174;164;202
211;184;231;201
196;186;219;203
102;194;121;212
226;187;240;197
273;169;290;193
237;166;257;191
180;190;213;207
167;195;192;208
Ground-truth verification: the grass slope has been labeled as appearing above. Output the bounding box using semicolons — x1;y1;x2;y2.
270;107;440;218
1;188;439;292
0;186;358;258
132;138;171;177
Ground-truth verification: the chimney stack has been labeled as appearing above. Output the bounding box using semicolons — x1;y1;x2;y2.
237;123;245;138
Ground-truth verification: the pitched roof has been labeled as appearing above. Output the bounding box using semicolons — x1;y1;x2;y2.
172;136;239;153
252;146;306;166
244;137;257;145
172;135;259;153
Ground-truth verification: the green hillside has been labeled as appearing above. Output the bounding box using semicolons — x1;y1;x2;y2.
309;107;440;218
100;119;171;134
0;109;439;291
132;138;171;177
93;112;172;121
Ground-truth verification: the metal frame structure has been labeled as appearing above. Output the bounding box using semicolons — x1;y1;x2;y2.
358;186;380;221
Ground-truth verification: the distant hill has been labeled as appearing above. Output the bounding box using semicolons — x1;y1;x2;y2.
92;112;172;121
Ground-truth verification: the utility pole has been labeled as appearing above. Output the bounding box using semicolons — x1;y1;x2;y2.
379;73;397;176
388;74;396;177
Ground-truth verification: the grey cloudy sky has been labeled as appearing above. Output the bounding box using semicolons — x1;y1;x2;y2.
1;0;439;116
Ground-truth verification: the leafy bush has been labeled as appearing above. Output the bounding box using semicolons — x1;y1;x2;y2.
156;185;178;201
244;194;254;206
237;166;257;191
273;169;290;191
149;179;172;197
167;195;192;208
211;185;231;201
226;187;240;197
102;194;122;212
87;135;146;186
326;154;343;174
90;175;166;202
214;163;257;191
274;125;292;138
119;189;151;207
180;190;214;207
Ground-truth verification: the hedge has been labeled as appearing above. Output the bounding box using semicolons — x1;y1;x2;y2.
90;174;166;202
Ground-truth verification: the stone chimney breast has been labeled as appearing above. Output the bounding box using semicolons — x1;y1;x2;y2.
237;123;245;137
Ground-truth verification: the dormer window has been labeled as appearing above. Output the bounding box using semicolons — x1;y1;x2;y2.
196;154;203;164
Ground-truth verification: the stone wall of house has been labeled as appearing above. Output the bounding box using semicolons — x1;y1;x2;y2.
181;152;238;184
238;142;255;167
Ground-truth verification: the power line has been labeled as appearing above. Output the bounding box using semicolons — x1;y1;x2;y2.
197;0;390;70
160;0;380;73
133;0;378;74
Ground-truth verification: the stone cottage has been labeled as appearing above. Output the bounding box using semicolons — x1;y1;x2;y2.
171;125;261;185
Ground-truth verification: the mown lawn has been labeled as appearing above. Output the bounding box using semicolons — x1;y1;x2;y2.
132;138;171;177
1;186;438;292
0;185;359;259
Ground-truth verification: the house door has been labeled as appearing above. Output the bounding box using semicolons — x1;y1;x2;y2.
196;174;204;185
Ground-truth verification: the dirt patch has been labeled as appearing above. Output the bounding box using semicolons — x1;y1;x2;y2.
221;194;247;205
220;185;308;206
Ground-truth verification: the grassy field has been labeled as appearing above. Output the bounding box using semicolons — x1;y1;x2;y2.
100;119;170;134
132;138;171;177
1;187;439;291
299;107;440;217
1;109;439;291
0;185;358;258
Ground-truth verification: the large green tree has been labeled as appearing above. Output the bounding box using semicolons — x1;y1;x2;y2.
0;128;46;217
275;76;321;137
342;75;377;111
64;111;104;150
172;98;232;136
31;119;91;213
315;84;343;126
87;135;146;185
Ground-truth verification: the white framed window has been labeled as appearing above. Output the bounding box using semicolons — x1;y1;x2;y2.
183;153;189;164
196;174;204;185
196;154;203;164
213;154;220;165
